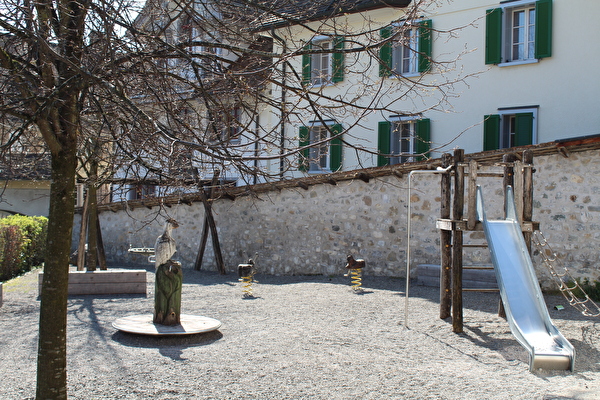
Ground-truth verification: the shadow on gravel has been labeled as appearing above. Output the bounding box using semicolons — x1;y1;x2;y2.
111;329;223;361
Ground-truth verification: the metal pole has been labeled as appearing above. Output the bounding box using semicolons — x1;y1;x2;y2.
405;166;452;328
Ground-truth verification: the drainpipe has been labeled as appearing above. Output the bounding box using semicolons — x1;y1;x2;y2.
404;165;452;328
254;114;260;185
271;28;287;179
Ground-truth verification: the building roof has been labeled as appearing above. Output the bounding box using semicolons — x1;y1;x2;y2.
252;0;412;30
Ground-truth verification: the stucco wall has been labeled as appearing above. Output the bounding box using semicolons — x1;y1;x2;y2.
0;181;51;217
87;148;600;290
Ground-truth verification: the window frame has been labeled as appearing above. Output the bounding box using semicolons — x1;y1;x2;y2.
377;117;430;166
485;0;552;66
302;36;345;87
298;122;343;173
379;19;432;78
483;107;538;150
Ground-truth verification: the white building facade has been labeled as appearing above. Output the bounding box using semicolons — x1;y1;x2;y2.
257;0;599;180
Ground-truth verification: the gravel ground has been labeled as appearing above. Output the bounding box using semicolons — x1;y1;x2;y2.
1;266;600;400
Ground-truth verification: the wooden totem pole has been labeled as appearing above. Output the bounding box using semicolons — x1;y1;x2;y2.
153;219;183;325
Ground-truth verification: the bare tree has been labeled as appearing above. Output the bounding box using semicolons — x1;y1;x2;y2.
0;0;477;397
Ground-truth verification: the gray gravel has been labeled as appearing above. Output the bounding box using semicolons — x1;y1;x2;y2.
1;266;600;399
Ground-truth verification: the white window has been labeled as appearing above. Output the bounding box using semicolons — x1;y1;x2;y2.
507;5;536;62
211;107;242;144
485;0;552;65
390;119;417;164
311;39;332;85
298;123;343;173
302;37;344;86
392;25;419;75
308;124;329;171
379;20;432;77
377;117;430;166
483;107;538;150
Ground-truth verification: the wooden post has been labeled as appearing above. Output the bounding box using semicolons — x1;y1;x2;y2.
194;171;226;274
467;159;478;230
522;150;534;253
452;149;464;333
153;260;183;325
86;181;98;272
76;193;90;271
194;217;210;271
440;153;452;319
200;192;226;274
96;213;107;270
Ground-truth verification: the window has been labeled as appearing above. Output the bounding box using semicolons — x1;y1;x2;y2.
127;184;156;200
179;22;223;79
302;37;344;86
210;107;242;144
298;123;343;172
379;20;432;77
483;107;537;150
377;117;430;166
485;0;552;65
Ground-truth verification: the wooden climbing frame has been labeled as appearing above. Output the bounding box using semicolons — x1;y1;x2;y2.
436;149;538;333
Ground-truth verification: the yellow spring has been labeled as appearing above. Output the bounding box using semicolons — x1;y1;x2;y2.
240;275;254;298
349;268;363;292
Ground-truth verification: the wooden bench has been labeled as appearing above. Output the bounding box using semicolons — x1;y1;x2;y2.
38;270;147;296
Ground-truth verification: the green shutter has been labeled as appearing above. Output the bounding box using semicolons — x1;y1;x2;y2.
302;43;312;86
415;118;431;160
379;26;392;77
535;0;552;59
377;121;392;166
418;20;432;73
483;114;500;151
299;126;310;171
515;113;534;146
329;124;343;171
332;36;345;83
485;8;503;64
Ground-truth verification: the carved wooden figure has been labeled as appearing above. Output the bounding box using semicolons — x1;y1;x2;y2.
153;219;182;325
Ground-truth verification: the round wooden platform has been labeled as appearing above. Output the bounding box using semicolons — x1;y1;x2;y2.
112;314;221;336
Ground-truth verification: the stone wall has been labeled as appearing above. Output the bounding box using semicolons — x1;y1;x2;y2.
87;147;600;290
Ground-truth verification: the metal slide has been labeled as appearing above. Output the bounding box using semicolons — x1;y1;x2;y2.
476;186;575;371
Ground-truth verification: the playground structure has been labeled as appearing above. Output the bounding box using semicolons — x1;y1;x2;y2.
477;185;575;371
344;255;365;292
238;256;258;298
430;149;575;371
435;149;537;332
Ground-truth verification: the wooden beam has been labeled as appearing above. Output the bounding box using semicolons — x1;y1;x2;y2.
76;193;90;271
439;153;452;320
452;149;464;333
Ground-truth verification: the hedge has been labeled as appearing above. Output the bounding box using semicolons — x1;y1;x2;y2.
0;215;48;282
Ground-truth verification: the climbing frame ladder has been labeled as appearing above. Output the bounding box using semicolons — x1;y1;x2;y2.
533;230;600;317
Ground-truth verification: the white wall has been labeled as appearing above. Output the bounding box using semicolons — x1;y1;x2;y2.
261;0;600;177
0;181;51;217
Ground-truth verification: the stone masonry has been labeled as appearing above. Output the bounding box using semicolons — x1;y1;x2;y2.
86;148;600;290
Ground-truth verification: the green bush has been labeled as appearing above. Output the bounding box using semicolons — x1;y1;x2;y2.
0;215;48;281
573;278;600;302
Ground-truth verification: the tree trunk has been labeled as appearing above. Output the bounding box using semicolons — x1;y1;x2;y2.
154;260;183;325
36;148;77;400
